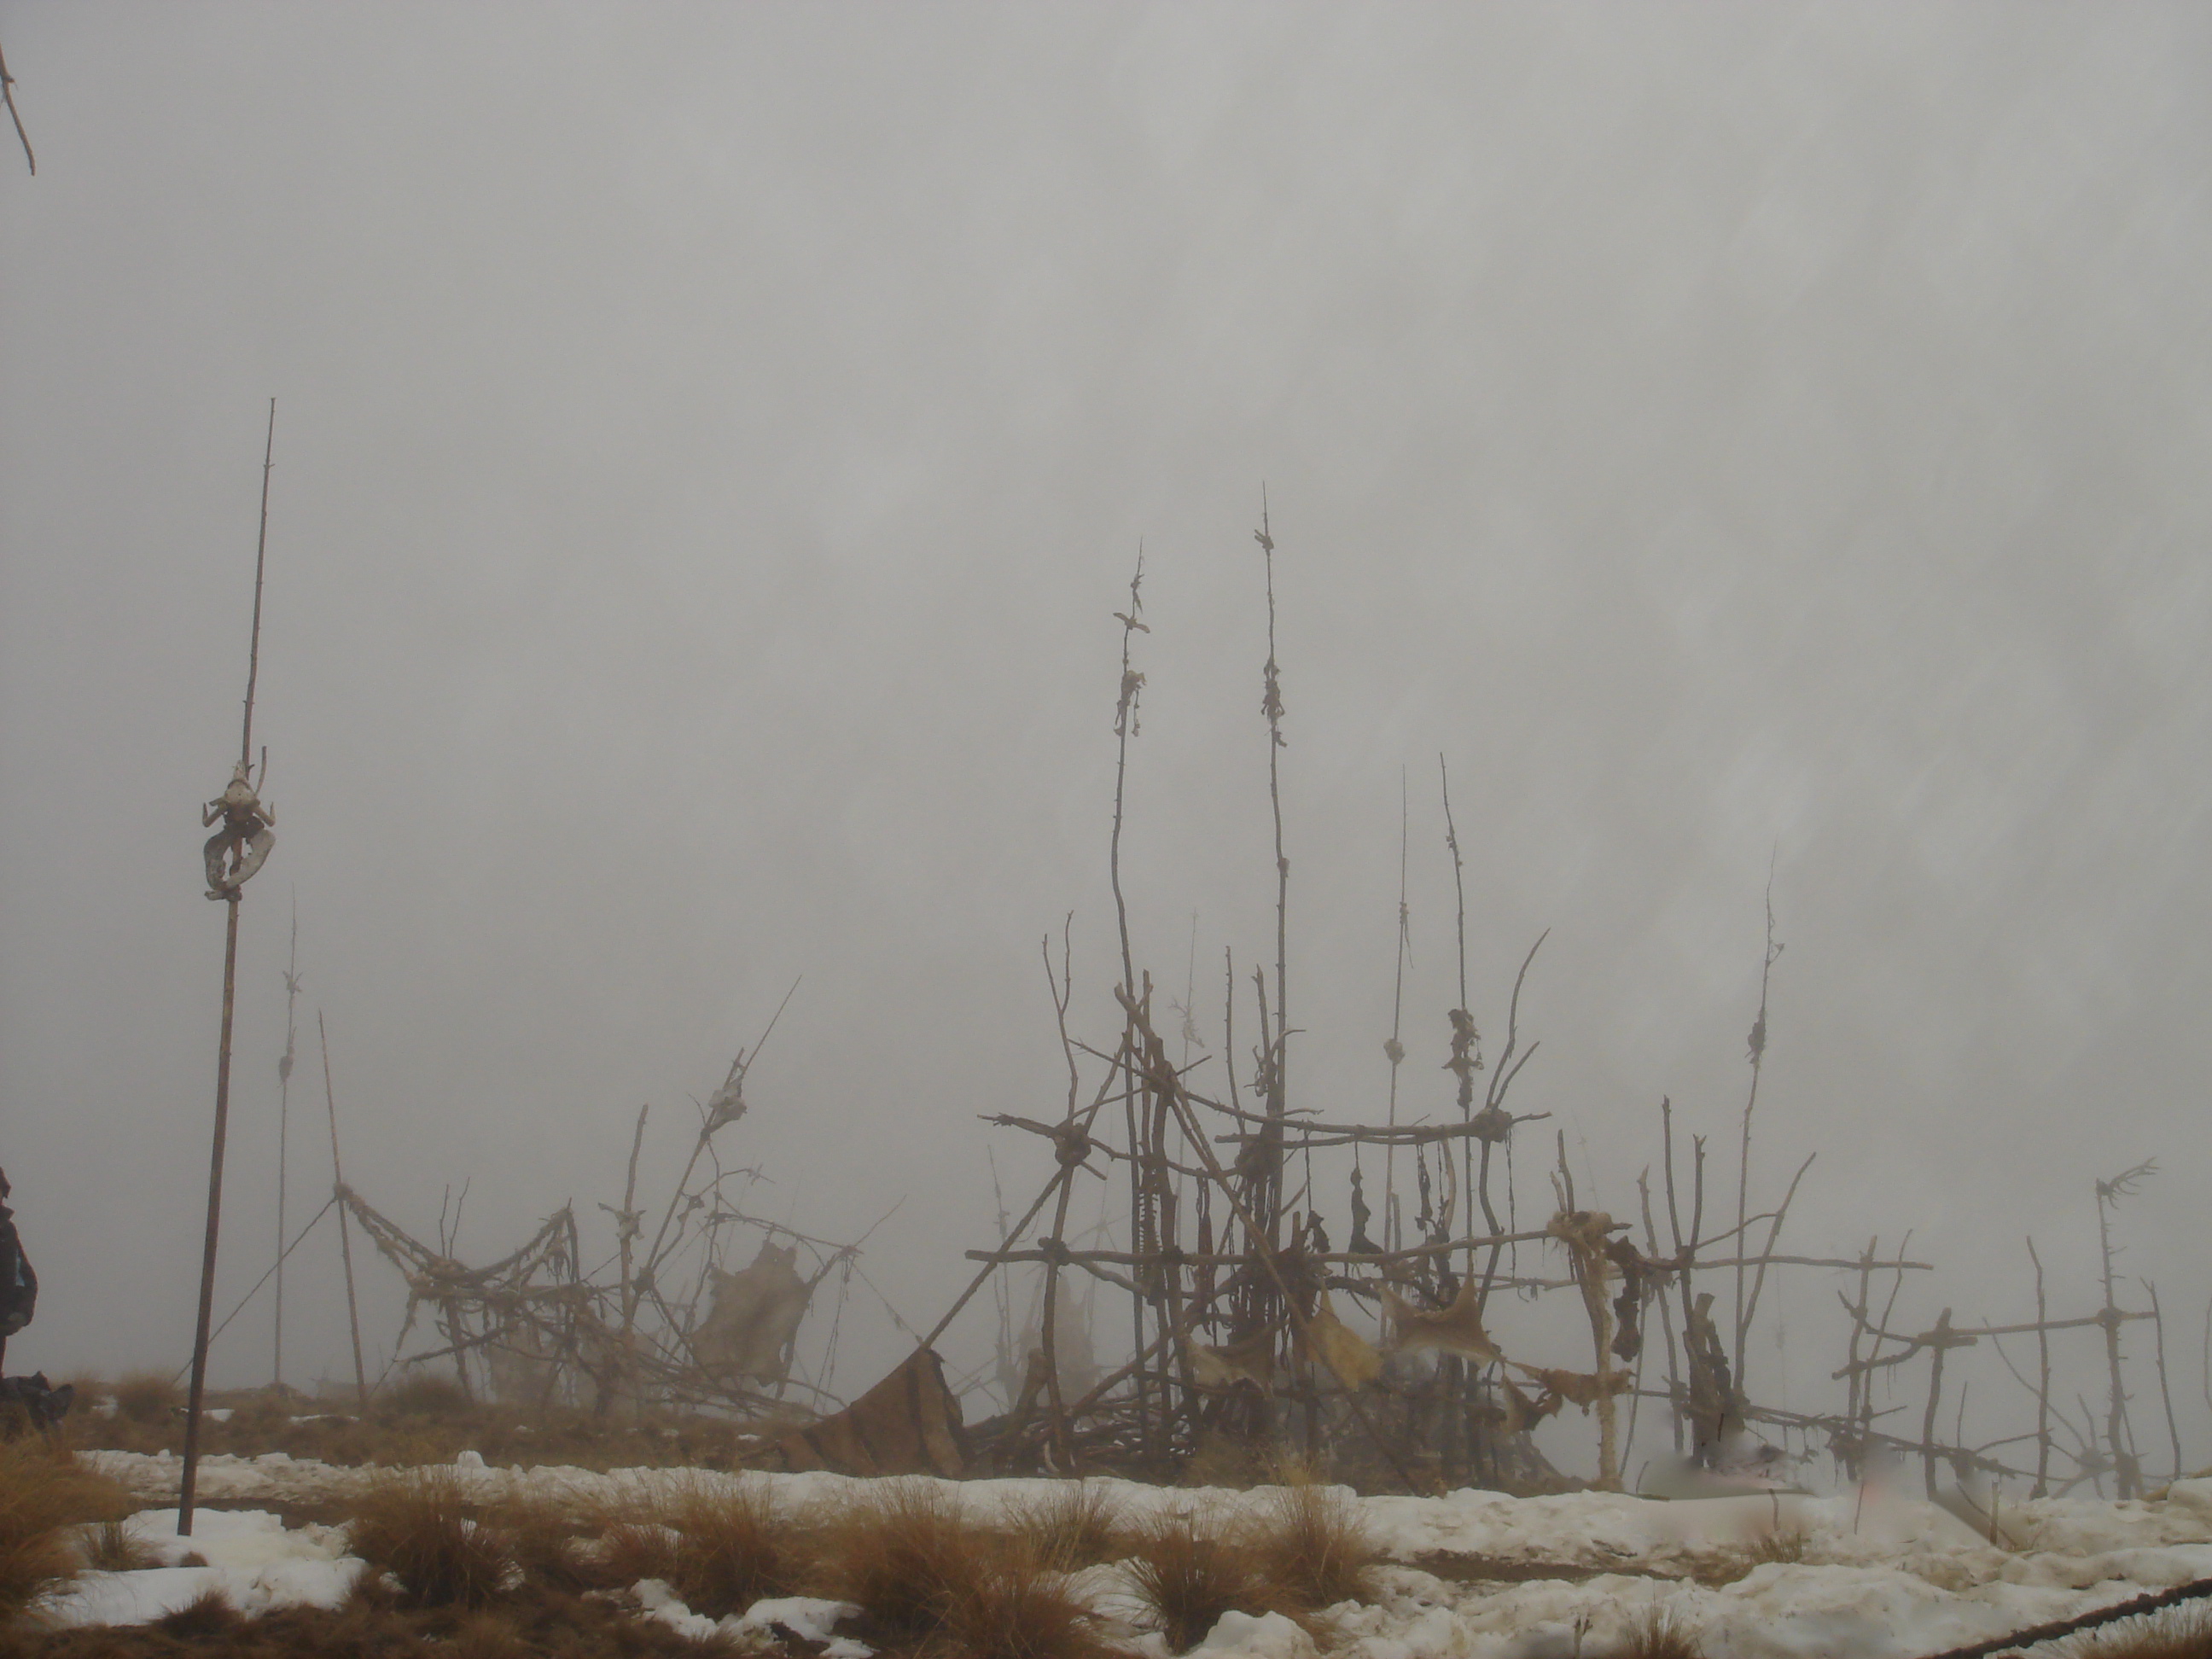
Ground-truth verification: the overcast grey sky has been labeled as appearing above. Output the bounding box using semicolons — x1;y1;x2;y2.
3;4;2208;1468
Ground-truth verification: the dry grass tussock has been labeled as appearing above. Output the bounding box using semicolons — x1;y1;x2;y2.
346;1467;512;1609
78;1519;156;1574
649;1477;791;1619
383;1371;474;1420
2054;1604;2212;1659
1125;1480;1380;1650
106;1372;178;1429
1684;1524;1811;1588
2;1581;754;1656
489;1490;607;1597
1003;1481;1125;1573
813;1479;1098;1659
1249;1481;1377;1611
567;1476;793;1618
1124;1510;1266;1655
0;1438;131;1615
152;1581;242;1639
60;1372;755;1476
1618;1604;1707;1659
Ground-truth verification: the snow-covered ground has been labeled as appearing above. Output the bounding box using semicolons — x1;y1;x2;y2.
41;1451;2212;1656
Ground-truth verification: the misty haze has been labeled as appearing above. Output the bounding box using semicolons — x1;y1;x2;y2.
3;7;2210;1655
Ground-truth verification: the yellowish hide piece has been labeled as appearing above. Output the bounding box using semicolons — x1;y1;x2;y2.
1381;1279;1502;1365
1301;1294;1383;1388
1190;1328;1280;1392
768;1348;968;1477
1499;1375;1563;1435
1511;1362;1632;1412
691;1241;812;1382
1546;1209;1616;1260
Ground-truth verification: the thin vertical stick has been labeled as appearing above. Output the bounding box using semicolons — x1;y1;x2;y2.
274;903;300;1386
178;897;242;1536
1922;1308;1953;1499
1842;1237;1875;1468
2147;1282;2183;1487
1732;859;1779;1390
1644;1161;1685;1454
2029;1237;2052;1497
1108;551;1151;1450
180;400;278;1538
238;402;275;765
612;1104;649;1418
2094;1163;2155;1499
0;38;32;175
1383;770;1409;1254
1254;495;1290;1155
1439;756;1481;1289
319;1012;370;1413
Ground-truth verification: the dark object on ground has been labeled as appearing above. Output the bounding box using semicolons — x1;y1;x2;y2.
765;1347;968;1477
0;1167;36;1377
0;1373;73;1436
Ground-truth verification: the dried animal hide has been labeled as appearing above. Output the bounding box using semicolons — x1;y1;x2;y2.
691;1241;812;1383
1019;1283;1100;1398
766;1348;968;1477
1546;1208;1646;1365
486;1315;566;1409
1546;1208;1615;1257
1604;1236;1645;1362
1683;1290;1742;1464
1510;1363;1632;1413
1189;1327;1281;1392
1499;1374;1565;1435
1382;1279;1501;1365
1297;1294;1383;1388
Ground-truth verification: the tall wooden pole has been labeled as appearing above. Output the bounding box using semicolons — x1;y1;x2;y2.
274;904;299;1386
319;1011;372;1412
180;399;277;1535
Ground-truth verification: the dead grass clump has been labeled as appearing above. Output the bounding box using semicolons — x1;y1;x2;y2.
346;1468;510;1608
1748;1528;1807;1565
384;1371;474;1421
10;1580;768;1656
940;1548;1101;1659
1620;1604;1707;1659
806;1481;1097;1659
488;1491;605;1594
814;1480;978;1642
1685;1527;1812;1588
658;1477;790;1618
80;1517;158;1573
2055;1604;2212;1659
1249;1481;1376;1612
1181;1432;1268;1491
1126;1511;1265;1654
449;1609;534;1659
594;1516;680;1590
151;1580;242;1639
0;1439;132;1614
1005;1481;1125;1573
110;1371;179;1428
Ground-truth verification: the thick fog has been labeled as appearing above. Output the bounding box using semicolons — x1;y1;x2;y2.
3;5;2208;1472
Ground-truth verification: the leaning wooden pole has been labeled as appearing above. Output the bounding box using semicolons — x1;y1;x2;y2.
274;902;300;1386
319;1012;372;1414
180;399;278;1536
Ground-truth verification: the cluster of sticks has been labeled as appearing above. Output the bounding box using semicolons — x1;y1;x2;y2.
932;513;2197;1502
339;1030;870;1424
931;520;1692;1489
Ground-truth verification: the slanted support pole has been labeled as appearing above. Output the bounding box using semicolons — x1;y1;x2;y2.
180;399;277;1536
